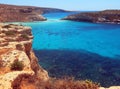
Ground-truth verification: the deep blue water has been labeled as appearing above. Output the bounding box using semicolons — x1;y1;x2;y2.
22;12;120;87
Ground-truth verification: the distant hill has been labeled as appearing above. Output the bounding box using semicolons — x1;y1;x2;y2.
62;10;120;24
0;4;66;22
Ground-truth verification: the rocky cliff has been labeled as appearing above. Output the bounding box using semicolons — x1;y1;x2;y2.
62;10;120;24
0;24;49;89
0;4;66;22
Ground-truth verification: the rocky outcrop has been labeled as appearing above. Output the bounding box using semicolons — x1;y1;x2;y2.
0;24;49;89
100;86;120;89
0;4;66;22
62;10;120;24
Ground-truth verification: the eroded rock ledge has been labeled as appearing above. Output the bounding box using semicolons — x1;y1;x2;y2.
0;24;49;89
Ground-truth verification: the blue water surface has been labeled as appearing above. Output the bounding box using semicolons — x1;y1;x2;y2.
23;12;120;58
22;12;120;87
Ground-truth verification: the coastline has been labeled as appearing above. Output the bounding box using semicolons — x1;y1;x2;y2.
0;4;120;88
62;10;120;24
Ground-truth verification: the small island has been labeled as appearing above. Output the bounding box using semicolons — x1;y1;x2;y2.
62;10;120;24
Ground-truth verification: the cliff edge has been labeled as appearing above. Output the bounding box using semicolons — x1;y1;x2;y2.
0;24;49;89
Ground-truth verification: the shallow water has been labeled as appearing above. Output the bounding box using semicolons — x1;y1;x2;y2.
23;12;120;87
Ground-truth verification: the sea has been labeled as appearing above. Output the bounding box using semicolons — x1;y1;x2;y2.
22;12;120;87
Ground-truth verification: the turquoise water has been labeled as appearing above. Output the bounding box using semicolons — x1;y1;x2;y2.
23;12;120;87
24;12;120;58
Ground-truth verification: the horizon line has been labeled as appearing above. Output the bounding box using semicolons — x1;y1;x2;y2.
0;3;120;11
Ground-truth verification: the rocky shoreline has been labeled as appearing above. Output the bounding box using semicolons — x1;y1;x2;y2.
62;10;120;24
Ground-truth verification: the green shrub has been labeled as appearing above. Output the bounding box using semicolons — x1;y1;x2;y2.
21;34;29;40
10;60;24;71
2;25;11;28
4;31;16;36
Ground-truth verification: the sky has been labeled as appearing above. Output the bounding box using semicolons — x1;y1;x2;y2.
0;0;120;11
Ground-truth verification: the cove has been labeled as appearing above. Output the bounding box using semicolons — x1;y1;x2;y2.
23;12;120;87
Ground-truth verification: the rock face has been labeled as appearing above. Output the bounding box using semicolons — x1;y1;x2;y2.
100;86;120;89
62;10;120;24
0;24;49;89
0;4;66;22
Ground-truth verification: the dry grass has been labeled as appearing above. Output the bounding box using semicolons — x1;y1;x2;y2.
13;75;99;89
37;78;99;89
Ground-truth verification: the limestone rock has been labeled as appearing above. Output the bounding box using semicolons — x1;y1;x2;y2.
100;86;120;89
0;24;49;89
